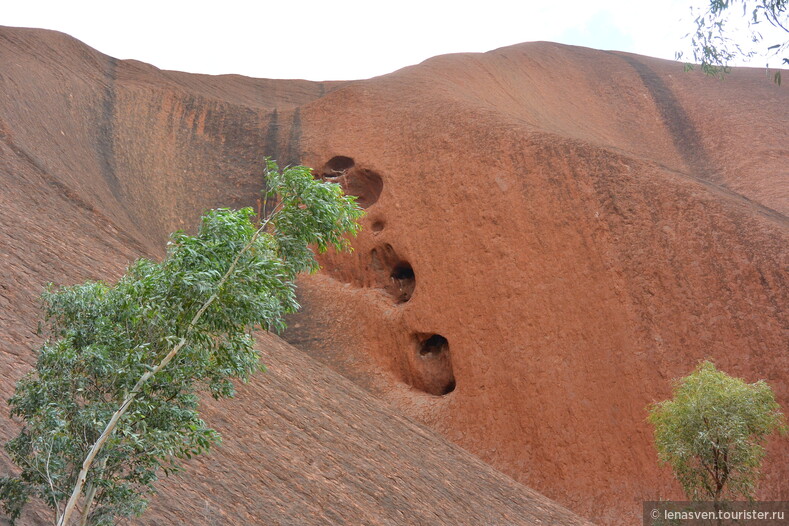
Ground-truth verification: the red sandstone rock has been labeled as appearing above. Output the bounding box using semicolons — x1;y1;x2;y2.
0;24;787;525
286;43;789;525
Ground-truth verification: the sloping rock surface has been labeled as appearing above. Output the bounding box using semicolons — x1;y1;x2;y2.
1;24;788;525
146;333;590;525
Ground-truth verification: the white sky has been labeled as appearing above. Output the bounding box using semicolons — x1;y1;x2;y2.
2;0;783;81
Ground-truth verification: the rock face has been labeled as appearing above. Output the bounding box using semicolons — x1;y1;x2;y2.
283;44;789;524
0;25;787;525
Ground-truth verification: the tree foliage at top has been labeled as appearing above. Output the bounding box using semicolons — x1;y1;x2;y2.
678;0;788;83
649;361;786;502
0;160;363;525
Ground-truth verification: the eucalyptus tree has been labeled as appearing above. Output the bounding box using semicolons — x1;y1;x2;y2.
0;160;363;525
678;0;788;83
649;360;786;502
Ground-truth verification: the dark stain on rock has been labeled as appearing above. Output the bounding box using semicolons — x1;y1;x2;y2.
286;107;302;166
617;54;716;179
97;56;121;201
265;108;280;157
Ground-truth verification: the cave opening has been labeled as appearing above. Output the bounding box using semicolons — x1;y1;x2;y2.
390;262;415;303
323;155;355;174
319;156;383;208
419;334;447;356
413;333;455;396
346;168;383;208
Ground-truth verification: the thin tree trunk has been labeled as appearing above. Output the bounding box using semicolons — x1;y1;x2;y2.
77;483;96;526
77;456;107;526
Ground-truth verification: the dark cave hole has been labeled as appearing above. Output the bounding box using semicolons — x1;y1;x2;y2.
323;155;355;175
414;333;455;396
390;262;415;303
419;334;448;356
441;380;456;395
319;156;383;208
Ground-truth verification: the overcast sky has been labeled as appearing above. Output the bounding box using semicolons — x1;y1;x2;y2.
2;0;777;80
